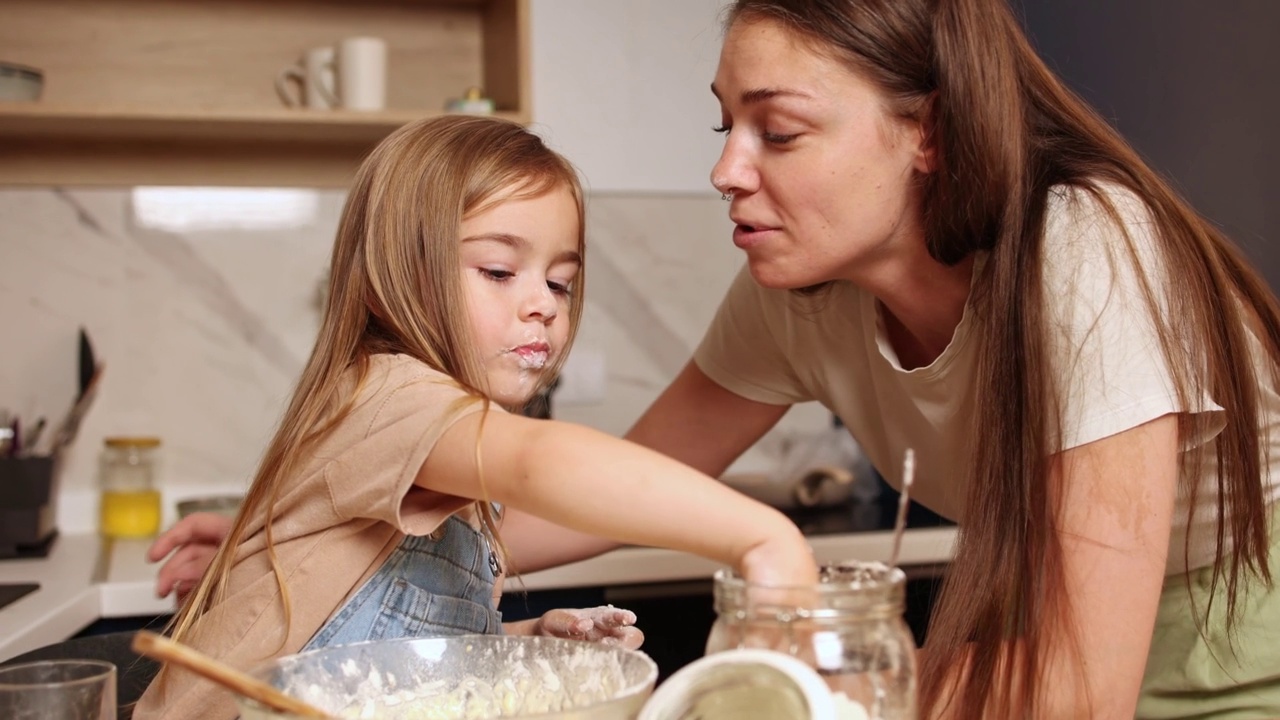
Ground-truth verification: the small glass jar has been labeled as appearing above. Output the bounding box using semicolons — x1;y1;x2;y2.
706;561;918;719
98;436;162;538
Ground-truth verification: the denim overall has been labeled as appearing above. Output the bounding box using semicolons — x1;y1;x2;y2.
302;514;504;650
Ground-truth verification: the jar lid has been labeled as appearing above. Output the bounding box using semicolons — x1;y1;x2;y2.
104;436;161;448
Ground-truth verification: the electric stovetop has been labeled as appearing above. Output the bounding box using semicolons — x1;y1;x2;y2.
0;583;39;612
783;481;955;538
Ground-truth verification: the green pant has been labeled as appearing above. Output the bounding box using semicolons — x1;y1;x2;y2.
1138;506;1280;719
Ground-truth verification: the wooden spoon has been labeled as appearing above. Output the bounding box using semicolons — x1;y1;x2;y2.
131;630;332;718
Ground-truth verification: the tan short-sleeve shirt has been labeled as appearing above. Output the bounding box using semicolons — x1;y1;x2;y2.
135;354;493;720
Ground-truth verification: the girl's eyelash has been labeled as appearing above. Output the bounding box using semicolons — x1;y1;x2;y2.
480;268;513;281
712;124;730;134
482;268;572;295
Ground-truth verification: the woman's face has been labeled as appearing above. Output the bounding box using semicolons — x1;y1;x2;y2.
710;17;931;289
458;183;581;407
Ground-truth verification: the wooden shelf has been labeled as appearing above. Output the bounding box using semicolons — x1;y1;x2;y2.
0;105;529;188
0;103;527;144
0;0;529;187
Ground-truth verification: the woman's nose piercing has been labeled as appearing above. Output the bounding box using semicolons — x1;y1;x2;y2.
720;192;733;202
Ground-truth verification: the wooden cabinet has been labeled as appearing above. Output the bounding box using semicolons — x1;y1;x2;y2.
0;0;529;187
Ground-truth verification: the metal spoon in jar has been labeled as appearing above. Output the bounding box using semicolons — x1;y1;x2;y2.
871;447;916;718
888;448;916;569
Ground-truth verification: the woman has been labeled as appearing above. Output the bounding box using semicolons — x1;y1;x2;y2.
152;0;1280;717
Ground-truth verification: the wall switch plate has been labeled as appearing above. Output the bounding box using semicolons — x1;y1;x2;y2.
555;346;606;405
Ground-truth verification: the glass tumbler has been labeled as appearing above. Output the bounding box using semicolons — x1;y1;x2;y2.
0;659;117;720
706;561;918;719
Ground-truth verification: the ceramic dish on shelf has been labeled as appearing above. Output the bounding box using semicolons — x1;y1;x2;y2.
0;61;43;101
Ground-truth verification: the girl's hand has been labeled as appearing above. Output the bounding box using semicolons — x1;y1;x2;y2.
146;511;233;602
534;606;644;650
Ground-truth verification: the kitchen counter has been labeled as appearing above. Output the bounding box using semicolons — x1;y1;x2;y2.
0;534;110;664
0;497;957;662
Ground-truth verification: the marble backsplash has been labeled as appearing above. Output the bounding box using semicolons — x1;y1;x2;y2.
0;187;828;532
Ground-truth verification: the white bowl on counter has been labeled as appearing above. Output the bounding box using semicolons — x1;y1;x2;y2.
638;649;845;720
175;494;243;519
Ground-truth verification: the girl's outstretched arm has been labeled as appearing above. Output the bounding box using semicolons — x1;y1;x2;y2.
497;360;792;573
144;363;791;598
418;410;818;587
493;508;619;574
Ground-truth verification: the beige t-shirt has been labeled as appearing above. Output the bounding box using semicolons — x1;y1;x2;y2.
695;184;1280;574
135;354;494;720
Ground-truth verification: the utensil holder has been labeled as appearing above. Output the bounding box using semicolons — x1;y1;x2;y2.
0;456;59;558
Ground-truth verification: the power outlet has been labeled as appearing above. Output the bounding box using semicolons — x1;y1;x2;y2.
556;346;606;405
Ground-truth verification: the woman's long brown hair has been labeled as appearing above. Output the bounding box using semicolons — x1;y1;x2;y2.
727;0;1279;716
160;115;585;670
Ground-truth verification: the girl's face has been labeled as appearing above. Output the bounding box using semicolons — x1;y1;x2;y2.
710;17;932;289
459;184;581;407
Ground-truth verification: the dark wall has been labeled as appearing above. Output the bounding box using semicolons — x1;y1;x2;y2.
1016;0;1279;288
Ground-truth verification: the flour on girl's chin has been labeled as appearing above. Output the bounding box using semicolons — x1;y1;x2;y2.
490;363;544;406
513;349;549;371
509;330;550;371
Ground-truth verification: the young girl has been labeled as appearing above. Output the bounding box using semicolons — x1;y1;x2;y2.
134;115;819;720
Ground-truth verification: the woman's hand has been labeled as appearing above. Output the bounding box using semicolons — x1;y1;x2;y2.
146;511;233;602
505;606;644;650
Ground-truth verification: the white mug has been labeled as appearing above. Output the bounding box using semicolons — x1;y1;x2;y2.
276;46;337;109
335;36;387;111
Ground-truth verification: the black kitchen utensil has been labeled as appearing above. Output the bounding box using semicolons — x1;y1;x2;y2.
38;329;104;457
47;366;101;458
78;328;96;400
23;417;46;457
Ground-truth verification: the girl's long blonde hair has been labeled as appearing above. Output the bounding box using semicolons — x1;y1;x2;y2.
728;0;1278;717
165;115;585;655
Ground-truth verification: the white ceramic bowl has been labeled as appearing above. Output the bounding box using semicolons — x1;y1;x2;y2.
0;62;43;101
638;649;848;720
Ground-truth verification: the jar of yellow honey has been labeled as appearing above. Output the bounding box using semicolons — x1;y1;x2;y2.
99;436;162;538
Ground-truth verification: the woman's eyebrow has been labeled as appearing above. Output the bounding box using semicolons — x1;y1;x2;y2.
710;83;813;104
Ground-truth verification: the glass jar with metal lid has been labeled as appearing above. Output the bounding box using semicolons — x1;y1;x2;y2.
705;561;917;719
99;435;162;538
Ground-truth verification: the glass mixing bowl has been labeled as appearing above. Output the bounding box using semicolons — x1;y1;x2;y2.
235;634;658;720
